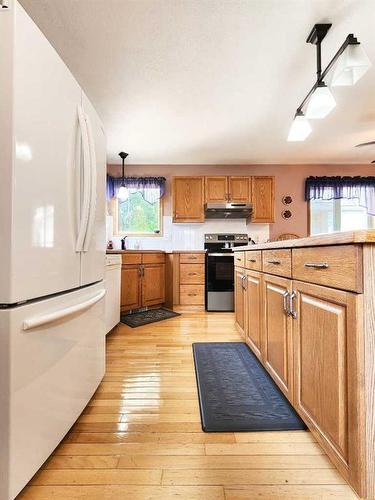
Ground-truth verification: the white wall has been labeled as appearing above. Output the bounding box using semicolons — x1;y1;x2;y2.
107;215;269;251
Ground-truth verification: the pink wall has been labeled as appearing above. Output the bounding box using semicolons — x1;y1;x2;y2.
107;164;375;238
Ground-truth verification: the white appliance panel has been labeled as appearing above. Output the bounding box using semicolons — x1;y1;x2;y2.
80;91;106;287
1;2;83;304
105;255;121;333
0;281;105;500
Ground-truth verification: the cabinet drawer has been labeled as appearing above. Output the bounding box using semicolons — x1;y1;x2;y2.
180;285;205;305
180;253;205;264
292;245;362;292
245;250;262;271
142;253;165;264
180;263;205;284
121;253;142;265
234;252;245;268
262;249;291;277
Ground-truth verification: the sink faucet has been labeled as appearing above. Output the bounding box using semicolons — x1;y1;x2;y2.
121;236;127;250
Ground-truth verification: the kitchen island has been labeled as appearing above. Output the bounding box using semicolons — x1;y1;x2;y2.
233;230;375;499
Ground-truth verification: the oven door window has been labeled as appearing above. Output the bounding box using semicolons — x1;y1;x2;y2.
206;255;234;291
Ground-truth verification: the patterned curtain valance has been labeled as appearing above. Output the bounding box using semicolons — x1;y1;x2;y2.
305;176;375;216
107;175;166;204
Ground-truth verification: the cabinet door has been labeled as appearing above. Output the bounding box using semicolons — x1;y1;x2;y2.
142;264;165;307
235;268;246;337
263;274;293;401
205;176;228;202
293;281;361;486
251;176;275;223
245;270;263;360
229;177;251;203
121;266;141;312
173;177;204;222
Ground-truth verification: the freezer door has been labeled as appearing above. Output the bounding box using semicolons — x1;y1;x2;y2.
0;2;82;304
80;91;106;287
0;282;105;500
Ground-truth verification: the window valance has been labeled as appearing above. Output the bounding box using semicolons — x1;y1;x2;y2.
305;176;375;216
107;175;166;204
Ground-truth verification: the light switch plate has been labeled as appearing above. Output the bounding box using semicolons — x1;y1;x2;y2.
0;0;10;9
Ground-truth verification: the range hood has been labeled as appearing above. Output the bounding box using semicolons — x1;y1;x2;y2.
204;202;253;219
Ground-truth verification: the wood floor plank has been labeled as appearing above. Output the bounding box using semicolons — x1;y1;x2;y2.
55;443;206;456
205;443;325;456
224;485;358;499
30;469;162;486
68;431;235;444
17;485;225;500
162;468;345;486
45;456;120;470
117;454;335;470
234;431;316;443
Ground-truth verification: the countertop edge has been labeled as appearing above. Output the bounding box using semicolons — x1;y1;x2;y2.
233;230;375;251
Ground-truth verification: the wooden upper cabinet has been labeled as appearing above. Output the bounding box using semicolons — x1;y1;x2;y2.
251;176;275;223
228;176;251;203
205;176;228;202
205;176;251;203
293;281;360;478
142;263;165;307
173;176;204;223
263;273;293;402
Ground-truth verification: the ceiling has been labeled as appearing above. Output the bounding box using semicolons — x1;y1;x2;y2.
20;0;375;165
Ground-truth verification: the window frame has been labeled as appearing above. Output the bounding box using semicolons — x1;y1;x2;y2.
111;192;164;237
309;198;375;236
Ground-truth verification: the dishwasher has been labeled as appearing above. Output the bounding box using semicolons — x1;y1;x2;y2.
105;254;122;333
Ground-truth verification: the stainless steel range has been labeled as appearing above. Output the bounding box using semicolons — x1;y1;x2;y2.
205;233;249;312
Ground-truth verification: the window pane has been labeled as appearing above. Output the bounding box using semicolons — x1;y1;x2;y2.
310;199;336;235
340;198;374;231
118;190;161;234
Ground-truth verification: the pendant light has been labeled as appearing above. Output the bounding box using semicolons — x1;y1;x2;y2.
305;82;336;119
287;112;312;141
331;44;371;86
117;151;129;201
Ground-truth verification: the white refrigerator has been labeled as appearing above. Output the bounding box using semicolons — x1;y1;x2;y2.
0;2;107;499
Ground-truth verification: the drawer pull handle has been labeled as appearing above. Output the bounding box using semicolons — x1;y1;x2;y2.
267;259;281;265
248;258;257;263
188;293;197;296
188;257;197;260
188;272;197;276
304;262;329;269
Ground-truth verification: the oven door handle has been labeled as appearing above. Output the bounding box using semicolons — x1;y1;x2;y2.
207;253;234;257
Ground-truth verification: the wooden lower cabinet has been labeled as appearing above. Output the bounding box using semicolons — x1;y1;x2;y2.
244;270;262;360
142;264;165;307
263;274;293;402
234;268;246;337
293;281;362;492
121;266;142;311
120;253;166;312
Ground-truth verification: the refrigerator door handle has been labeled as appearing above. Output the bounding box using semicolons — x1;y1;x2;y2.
75;105;91;252
83;113;97;252
22;289;106;331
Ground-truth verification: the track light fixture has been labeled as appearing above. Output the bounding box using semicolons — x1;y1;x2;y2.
287;24;371;141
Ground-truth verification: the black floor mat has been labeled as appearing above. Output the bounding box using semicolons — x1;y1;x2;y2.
193;342;307;432
121;308;180;328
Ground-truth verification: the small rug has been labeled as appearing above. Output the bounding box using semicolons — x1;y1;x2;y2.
121;307;180;328
193;342;307;432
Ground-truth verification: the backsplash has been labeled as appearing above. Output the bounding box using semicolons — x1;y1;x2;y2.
107;216;269;251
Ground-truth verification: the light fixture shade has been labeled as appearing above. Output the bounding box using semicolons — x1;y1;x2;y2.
305;85;336;119
331;44;371;86
287;114;312;141
117;185;129;201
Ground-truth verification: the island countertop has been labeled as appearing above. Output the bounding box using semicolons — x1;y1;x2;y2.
233;229;375;251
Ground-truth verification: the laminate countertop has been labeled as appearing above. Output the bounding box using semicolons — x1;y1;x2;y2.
233;230;375;251
106;250;166;254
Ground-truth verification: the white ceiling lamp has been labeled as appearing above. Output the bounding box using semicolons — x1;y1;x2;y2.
287;112;312;142
117;151;129;201
331;43;371;86
287;25;371;141
305;83;336;119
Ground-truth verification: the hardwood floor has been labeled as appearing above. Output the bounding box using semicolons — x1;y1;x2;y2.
17;309;358;499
